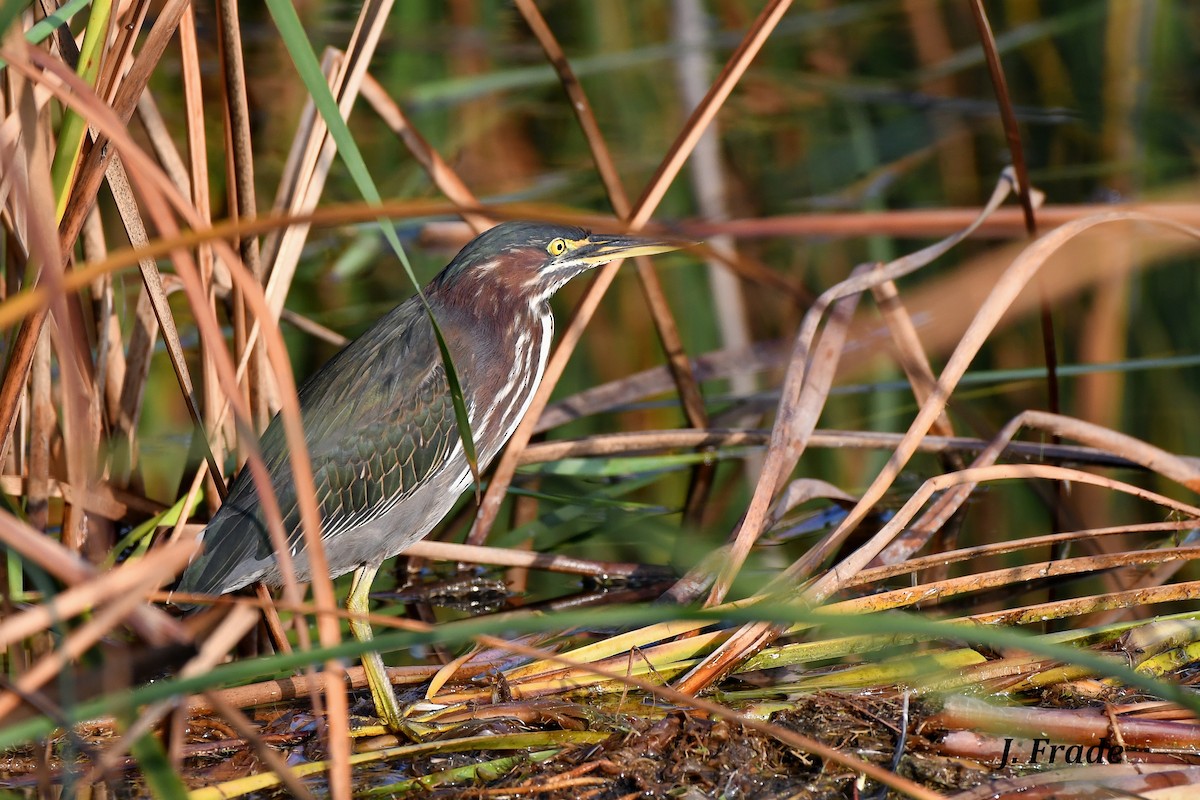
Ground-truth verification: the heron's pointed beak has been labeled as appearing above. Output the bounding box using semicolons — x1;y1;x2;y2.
573;233;684;267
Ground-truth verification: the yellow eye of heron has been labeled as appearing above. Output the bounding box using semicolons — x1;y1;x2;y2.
547;237;568;256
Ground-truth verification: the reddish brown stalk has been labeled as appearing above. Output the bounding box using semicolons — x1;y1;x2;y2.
969;0;1065;546
513;0;714;530
684;203;1200;239
468;0;796;546
179;4;223;513
13;198;1198;334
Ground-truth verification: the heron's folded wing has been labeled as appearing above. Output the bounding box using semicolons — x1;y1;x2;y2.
177;301;460;596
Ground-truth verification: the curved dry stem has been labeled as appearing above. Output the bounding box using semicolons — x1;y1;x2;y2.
707;170;1025;605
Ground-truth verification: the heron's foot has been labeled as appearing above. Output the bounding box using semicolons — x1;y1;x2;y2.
361;649;406;731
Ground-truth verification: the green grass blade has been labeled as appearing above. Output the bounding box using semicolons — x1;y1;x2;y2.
50;0;112;222
101;490;203;569
25;0;92;47
263;1;480;486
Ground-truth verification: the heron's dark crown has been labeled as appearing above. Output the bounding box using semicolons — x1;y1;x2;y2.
433;221;590;290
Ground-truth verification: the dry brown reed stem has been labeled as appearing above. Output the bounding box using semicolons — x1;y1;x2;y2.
2;45;301;597
109;280;168;482
807;463;1200;601
1010;411;1200;489
260;48;338;271
0;539;197;651
871;275;958;441
786;212;1199;585
518;428;1147;469
136;94;191;196
677;460;1200;696
969;580;1200;626
185;662;445;716
4;40;352;780
75;605;262;787
15;196;1190;341
179;3;224;511
534;340;786;433
11;69;89;550
848;521;1198;589
668;283;864;604
0;1;191;474
402;539;662;580
359;72;491;234
828;547;1200;616
972;0;1064;439
970;1;1038;235
215;0;262;287
1093;557;1200;628
493;586;1199;707
1;61;60;481
467;0;796;546
96;2;151;106
0;200;470;330
57;0;187;247
260;2;393;341
106;148;228;491
27;318;51;533
487;588;1182;704
29;1;221;494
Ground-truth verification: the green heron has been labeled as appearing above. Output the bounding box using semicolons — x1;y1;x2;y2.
176;221;679;728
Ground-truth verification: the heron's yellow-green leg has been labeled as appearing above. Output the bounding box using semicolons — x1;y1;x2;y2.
348;564;403;729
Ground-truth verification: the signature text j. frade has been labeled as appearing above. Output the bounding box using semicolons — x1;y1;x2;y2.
1000;736;1124;766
